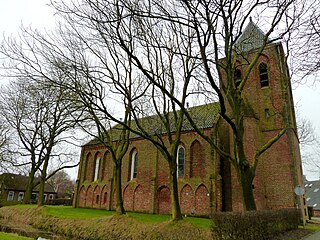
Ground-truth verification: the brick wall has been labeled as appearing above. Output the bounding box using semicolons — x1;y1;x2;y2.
75;130;215;216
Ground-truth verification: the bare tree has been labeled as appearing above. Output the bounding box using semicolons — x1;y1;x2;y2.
183;0;305;211
21;24;142;214
58;35;137;215
54;0;306;212
290;0;320;79
0;77;81;205
297;117;316;147
72;81;133;215
0;120;9;163
0;21;135;214
296;113;320;179
47;170;75;198
49;0;207;220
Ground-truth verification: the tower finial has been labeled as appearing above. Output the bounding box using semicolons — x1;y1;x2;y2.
250;16;252;22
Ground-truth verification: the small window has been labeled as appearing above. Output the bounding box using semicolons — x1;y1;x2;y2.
44;194;47;201
18;192;24;202
259;62;269;87
130;150;138;180
314;188;319;193
96;195;99;204
49;194;54;200
7;191;14;201
234;69;242;87
314;203;317;207
177;146;185;178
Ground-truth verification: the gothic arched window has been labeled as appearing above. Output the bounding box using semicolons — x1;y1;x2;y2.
94;157;100;181
259;62;269;87
130;150;138;180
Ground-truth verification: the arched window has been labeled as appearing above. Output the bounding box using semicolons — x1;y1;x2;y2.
259;62;269;87
234;69;242;87
103;192;107;205
94;157;100;181
130;150;138;180
177;146;185;178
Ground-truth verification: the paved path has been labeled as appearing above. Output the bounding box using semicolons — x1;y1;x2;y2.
303;230;320;240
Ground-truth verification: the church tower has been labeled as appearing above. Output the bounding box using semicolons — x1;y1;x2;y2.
219;20;306;216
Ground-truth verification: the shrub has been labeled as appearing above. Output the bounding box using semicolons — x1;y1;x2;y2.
211;208;300;240
0;200;21;207
47;198;72;206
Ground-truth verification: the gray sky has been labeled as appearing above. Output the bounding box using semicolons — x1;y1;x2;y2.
0;0;319;180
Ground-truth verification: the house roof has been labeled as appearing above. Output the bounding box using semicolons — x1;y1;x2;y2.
85;102;220;146
0;173;56;193
234;19;270;53
305;179;320;209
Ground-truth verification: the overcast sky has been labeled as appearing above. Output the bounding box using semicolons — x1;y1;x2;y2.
0;0;319;181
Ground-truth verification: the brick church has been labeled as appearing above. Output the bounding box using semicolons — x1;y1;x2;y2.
73;21;305;216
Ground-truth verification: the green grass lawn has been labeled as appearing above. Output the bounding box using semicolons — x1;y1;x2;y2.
184;216;211;229
41;205;211;229
43;205;114;219
127;211;171;223
0;232;33;240
304;223;320;231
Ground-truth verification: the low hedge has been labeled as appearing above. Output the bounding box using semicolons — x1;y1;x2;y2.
0;200;20;207
47;198;72;206
212;208;300;240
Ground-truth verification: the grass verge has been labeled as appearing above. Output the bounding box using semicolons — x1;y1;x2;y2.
0;232;33;240
0;205;212;240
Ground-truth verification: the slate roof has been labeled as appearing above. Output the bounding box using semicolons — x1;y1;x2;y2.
0;173;56;193
234;19;270;53
305;179;320;210
85;102;220;146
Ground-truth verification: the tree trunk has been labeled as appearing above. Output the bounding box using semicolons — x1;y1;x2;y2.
239;168;256;211
37;173;46;206
115;160;125;215
108;165;116;211
38;157;50;206
170;162;183;221
234;120;257;211
23;168;36;204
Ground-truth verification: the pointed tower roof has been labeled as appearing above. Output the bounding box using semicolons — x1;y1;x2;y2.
234;19;269;53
